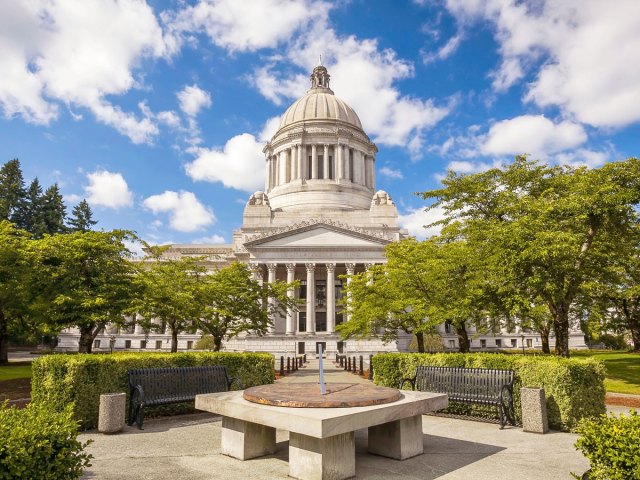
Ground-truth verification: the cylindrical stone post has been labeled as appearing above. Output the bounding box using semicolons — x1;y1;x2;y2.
352;356;357;373
369;354;374;380
359;356;364;375
521;387;549;434
99;393;126;434
287;357;291;373
347;357;351;371
280;356;284;376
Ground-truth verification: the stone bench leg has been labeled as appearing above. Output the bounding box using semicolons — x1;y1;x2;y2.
368;415;423;460
221;416;276;460
289;431;355;480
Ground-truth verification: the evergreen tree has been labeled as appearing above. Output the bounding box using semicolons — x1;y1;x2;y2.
68;199;97;232
41;184;67;235
23;178;46;237
0;159;27;226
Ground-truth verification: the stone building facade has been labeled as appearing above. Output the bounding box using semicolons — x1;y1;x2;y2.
57;65;586;355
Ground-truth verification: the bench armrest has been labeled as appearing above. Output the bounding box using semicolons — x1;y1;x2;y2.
399;377;416;390
130;383;145;404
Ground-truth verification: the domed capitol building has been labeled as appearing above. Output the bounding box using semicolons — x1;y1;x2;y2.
58;65;586;355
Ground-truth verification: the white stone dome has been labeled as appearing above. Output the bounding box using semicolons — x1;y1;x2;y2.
277;65;363;131
278;91;363;130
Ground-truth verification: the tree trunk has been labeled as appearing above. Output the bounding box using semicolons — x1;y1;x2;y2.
213;335;223;352
78;327;94;354
415;332;425;353
171;328;178;353
550;302;570;357
0;312;8;365
537;325;551;354
456;324;470;353
627;314;640;352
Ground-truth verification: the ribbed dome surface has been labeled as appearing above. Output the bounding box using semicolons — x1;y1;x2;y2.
278;89;363;130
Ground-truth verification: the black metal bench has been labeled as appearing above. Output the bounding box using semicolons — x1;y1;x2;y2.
400;366;516;428
127;365;240;429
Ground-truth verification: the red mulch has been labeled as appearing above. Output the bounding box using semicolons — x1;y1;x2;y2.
605;394;640;408
0;378;31;408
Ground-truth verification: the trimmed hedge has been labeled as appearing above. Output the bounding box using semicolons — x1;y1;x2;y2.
0;402;92;479
574;410;640;480
31;352;275;429
372;352;606;431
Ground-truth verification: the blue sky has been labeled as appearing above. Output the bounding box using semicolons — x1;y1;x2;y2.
2;0;639;252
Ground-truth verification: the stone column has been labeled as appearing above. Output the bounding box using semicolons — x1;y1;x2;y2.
281;151;289;185
311;144;317;179
336;143;343;180
326;264;336;334
345;263;355;322
290;146;297;180
286;263;296;335
345;148;351;182
355;150;363;185
370;156;375;191
305;263;316;333
323;144;329;179
134;321;144;334
297;144;303;180
267;263;277;334
264;157;270;191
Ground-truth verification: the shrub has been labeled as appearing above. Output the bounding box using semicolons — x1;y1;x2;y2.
0;402;92;480
31;351;274;429
194;335;216;351
372;352;606;431
574;410;640;480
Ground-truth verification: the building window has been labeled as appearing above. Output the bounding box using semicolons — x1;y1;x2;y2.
298;312;306;332
448;340;455;349
511;339;517;347
140;340;147;349
444;322;452;334
480;339;486;348
94;339;101;349
318;155;324;178
299;281;307;299
335;280;343;300
335;312;344;326
308;156;312;178
316;312;326;332
155;340;162;350
526;339;533;348
496;339;502;348
124;340;131;349
187;341;193;350
349;150;354;181
329;156;333;179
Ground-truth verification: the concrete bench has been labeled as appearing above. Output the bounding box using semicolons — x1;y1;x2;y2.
196;390;447;480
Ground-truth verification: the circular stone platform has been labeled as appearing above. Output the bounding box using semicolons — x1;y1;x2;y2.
243;383;402;408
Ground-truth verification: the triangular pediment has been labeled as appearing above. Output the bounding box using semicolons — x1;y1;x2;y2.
244;221;392;248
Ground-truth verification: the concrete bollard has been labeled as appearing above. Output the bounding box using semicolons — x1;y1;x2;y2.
99;393;126;434
521;387;549;434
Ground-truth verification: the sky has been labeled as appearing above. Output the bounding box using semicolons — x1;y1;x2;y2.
2;0;639;252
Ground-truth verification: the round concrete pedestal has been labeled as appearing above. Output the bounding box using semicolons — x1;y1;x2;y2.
98;393;126;434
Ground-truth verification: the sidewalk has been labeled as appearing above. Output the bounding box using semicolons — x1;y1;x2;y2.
79;358;591;479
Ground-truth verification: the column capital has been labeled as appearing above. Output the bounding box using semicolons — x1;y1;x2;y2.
266;263;278;273
345;263;356;274
305;262;316;272
286;263;296;273
364;263;374;271
325;263;336;273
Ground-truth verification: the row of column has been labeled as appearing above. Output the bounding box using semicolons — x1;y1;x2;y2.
253;262;362;335
265;144;375;191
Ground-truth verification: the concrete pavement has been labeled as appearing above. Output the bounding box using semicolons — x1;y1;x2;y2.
79;358;591;479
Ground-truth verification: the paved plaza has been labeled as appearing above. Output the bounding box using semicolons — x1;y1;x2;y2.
79;359;593;479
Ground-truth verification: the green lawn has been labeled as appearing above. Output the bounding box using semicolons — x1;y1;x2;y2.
0;364;32;381
572;351;640;395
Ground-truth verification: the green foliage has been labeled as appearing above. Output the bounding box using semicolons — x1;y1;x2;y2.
68;199;97;232
0;402;92;479
194;335;216;351
40;184;67;235
33;230;138;353
0;159;27;226
31;352;275;429
372;352;606;431
421;157;640;356
575;411;640;480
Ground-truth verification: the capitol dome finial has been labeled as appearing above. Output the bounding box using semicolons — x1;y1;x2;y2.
310;63;332;92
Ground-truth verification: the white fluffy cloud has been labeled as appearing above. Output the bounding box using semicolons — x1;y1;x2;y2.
143;191;215;232
0;0;168;143
192;234;227;244
164;0;330;52
445;0;640;128
84;170;134;209
482;115;586;156
398;206;447;240
186;133;265;192
379;167;404;180
177;84;212;117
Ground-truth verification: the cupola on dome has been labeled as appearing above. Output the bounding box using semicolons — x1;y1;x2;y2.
278;65;363;130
